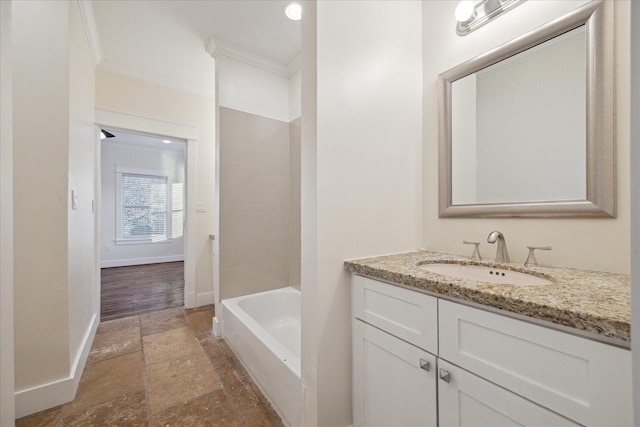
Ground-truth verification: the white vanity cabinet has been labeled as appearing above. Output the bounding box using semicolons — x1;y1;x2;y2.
352;275;438;427
351;274;633;427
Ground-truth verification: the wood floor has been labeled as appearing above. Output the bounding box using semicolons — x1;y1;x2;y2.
101;262;184;321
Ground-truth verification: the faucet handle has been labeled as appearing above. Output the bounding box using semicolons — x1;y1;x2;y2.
463;240;481;260
524;246;551;267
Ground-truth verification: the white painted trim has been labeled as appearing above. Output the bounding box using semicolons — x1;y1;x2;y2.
630;1;640;423
208;37;293;78
100;255;184;268
184;139;197;308
15;314;98;418
113;238;174;246
77;0;102;66
213;316;223;338
96;61;214;99
287;54;302;76
196;291;215;307
95;111;197;315
95;108;198;141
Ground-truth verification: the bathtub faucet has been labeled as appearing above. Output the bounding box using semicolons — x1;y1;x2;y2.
487;231;509;263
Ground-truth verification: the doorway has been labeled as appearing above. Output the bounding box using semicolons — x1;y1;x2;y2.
99;129;186;319
95;108;199;319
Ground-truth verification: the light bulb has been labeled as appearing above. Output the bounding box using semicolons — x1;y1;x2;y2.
455;1;475;23
285;3;302;21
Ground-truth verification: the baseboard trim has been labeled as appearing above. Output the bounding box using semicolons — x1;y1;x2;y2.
100;255;184;268
185;291;214;309
196;291;215;307
15;313;99;418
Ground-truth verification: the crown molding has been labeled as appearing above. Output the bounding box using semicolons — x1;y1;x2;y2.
207;37;300;78
77;0;102;66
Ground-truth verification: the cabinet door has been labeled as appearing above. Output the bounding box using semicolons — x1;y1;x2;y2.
438;360;581;427
353;319;437;427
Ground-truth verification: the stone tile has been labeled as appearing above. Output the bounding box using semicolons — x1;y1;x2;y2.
151;389;242;427
146;351;221;415
239;404;281;427
16;405;62;427
87;325;141;365
142;326;200;366
184;305;214;340
96;316;140;335
61;352;144;417
140;307;186;336
61;390;148;427
200;337;233;371
218;362;260;413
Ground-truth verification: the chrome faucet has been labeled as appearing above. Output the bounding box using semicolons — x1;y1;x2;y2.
487;231;509;263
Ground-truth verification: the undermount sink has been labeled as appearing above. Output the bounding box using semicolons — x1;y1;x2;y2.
417;263;552;286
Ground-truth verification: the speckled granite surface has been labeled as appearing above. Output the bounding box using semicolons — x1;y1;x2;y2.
345;250;630;344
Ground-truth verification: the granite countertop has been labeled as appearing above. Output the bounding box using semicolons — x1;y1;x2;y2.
344;250;631;345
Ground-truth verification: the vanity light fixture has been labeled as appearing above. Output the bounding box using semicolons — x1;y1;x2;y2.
284;2;302;21
455;0;526;36
162;139;171;144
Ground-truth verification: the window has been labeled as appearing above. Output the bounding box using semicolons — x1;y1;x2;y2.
115;166;181;244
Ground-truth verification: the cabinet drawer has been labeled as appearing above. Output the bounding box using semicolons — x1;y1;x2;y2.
439;300;632;426
351;275;438;353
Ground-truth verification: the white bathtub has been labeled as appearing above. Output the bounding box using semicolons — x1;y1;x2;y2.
222;287;303;427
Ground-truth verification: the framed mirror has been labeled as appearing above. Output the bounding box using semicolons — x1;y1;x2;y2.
438;0;614;218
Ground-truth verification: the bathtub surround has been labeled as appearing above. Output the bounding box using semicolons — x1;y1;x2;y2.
289;118;302;289
219;107;294;300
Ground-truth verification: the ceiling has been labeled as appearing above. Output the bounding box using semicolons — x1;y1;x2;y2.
92;0;301;73
102;129;186;153
154;0;302;66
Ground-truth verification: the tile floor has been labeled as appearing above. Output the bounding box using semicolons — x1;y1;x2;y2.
16;306;284;427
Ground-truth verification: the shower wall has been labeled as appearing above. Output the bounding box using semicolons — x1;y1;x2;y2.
219;107;300;300
289;117;301;289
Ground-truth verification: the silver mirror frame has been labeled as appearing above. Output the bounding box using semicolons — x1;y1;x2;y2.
438;0;615;218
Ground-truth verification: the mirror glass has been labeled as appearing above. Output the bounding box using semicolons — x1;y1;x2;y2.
438;1;614;218
451;27;586;205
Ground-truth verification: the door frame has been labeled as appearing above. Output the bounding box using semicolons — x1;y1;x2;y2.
95;108;198;309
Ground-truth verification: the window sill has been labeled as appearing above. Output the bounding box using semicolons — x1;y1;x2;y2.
115;238;174;246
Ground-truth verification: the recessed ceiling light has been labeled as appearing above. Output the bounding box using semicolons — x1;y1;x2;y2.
162;139;171;144
285;3;302;21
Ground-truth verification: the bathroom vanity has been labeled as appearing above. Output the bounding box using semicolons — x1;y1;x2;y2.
345;251;631;427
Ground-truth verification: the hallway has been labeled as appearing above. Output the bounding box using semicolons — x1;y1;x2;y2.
16;306;283;426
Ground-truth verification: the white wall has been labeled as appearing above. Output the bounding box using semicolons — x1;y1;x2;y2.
301;1;423;425
95;70;216;304
13;0;98;416
0;0;15;423
217;54;291;122
101;142;185;267
67;0;99;391
422;0;631;274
